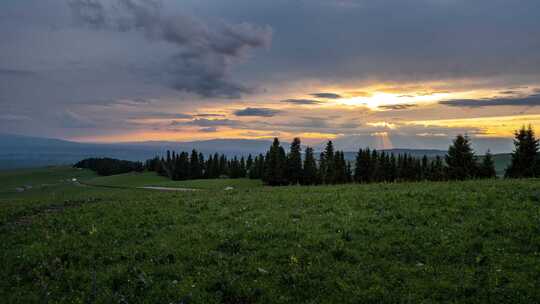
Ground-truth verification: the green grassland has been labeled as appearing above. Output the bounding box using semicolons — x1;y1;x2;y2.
84;171;263;190
1;167;540;303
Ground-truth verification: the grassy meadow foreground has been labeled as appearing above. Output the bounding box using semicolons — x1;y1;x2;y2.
1;167;540;303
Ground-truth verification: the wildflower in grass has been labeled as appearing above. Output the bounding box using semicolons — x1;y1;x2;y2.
89;225;98;235
289;255;299;266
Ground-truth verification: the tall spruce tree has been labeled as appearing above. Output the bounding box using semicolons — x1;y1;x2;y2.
321;141;336;184
286;138;303;185
240;157;247;178
505;125;539;178
354;148;372;183
263;138;288;185
219;154;227;177
421;155;429;180
445;135;478;180
302;147;318;185
370;150;380;182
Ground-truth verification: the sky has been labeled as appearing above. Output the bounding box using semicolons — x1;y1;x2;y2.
1;0;540;153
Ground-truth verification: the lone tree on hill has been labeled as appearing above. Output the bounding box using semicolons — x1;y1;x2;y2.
286;138;303;185
505;125;539;178
445;134;478;180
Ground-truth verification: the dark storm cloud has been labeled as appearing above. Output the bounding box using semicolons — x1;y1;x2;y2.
440;94;540;108
2;0;540;152
199;0;540;85
281;99;323;105
378;104;417;110
68;0;272;98
233;107;282;117
310;93;342;99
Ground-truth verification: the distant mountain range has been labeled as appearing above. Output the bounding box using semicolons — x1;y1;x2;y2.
0;133;510;171
0;134;279;170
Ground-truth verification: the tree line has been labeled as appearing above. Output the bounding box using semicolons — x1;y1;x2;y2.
74;158;144;176
257;135;497;186
146;150;253;180
85;125;538;184
146;134;497;185
260;125;540;185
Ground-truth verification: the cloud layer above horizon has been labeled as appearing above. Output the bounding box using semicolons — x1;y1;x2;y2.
1;0;540;153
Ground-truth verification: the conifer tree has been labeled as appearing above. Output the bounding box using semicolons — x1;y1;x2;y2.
302;147;318;185
219;154;227;177
211;153;220;178
421;155;429;180
445;134;478;180
204;154;212;178
388;154;397;182
505;125;539;178
249;155;260;179
240;156;247;178
354;148;372;183
263;138;288;185
318;152;326;184
370;150;380;182
430;155;446;181
286;138;303;185
321;141;336;184
256;153;266;179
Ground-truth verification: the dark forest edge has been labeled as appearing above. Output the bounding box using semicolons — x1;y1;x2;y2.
75;125;539;186
74;158;144;176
